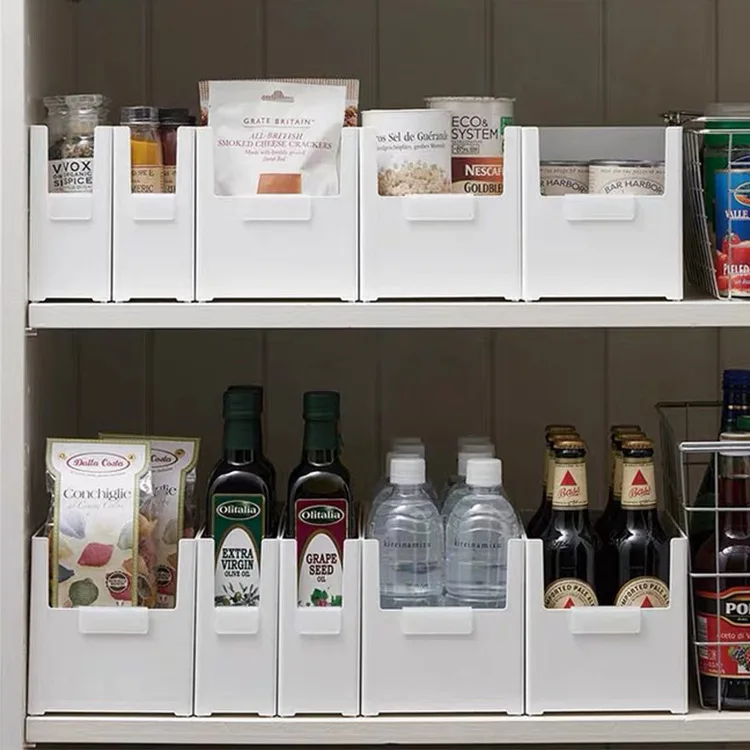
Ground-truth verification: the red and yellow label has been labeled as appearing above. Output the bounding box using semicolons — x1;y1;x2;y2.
544;577;598;608
615;576;669;608
696;586;750;678
621;460;657;509
551;460;588;509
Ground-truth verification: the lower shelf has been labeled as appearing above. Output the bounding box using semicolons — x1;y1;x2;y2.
24;709;750;745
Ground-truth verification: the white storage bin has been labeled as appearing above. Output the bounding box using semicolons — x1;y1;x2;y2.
27;534;196;716
195;127;358;302
194;536;277;716
359;126;521;301
525;528;688;715
522;126;683;301
29;125;113;302
277;538;360;716
361;538;525;715
113;126;195;302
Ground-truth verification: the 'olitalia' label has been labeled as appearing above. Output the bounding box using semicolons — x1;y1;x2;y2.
621;460;657;508
295;498;347;607
696;586;750;678
551;460;588;509
615;576;669;608
544;578;598;608
213;494;264;607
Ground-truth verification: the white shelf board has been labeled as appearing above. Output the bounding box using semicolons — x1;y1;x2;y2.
26;298;750;329
24;709;750;745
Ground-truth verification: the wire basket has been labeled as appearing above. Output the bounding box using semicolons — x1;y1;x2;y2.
657;400;750;710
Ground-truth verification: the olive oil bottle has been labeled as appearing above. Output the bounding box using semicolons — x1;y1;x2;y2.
207;385;274;606
287;391;354;608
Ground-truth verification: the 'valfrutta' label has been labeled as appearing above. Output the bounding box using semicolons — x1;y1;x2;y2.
615;576;669;608
295;498;347;607
213;494;264;606
621;460;657;508
696;586;750;678
550;460;588;508
544;577;598;608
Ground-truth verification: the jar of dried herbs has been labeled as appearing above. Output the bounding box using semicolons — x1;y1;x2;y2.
121;106;164;193
43;94;108;194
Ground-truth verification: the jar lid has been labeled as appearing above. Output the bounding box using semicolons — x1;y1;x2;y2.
121;105;159;125
44;94;108;116
158;107;192;125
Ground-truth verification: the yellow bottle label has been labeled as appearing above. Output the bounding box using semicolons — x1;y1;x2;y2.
615;576;669;607
621;459;657;508
551;459;588;508
544;578;598;608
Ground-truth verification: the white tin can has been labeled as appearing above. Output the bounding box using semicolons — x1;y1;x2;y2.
588;160;665;195
425;96;514;195
362;108;452;196
540;160;589;195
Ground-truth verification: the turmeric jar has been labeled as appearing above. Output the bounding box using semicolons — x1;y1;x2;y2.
121;106;163;193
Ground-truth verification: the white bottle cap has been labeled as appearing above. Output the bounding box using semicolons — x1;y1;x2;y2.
466;457;502;488
391;437;426;458
390;456;426;485
457;444;495;476
458;435;492;450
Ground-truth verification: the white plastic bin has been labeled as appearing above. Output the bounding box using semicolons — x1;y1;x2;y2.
359;126;521;301
525;528;688;714
522;126;683;301
194;536;278;716
361;538;525;715
29;125;113;302
113;126;195;302
27;534;196;715
195;127;358;302
277;538;360;716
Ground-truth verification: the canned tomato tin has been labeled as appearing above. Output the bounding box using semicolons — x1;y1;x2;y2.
362;108;452;196
588;160;665;195
540;160;589;195
714;168;750;297
425;96;514;195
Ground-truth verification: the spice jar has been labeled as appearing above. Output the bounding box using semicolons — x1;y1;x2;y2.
121;106;163;193
43;94;108;193
158;108;193;194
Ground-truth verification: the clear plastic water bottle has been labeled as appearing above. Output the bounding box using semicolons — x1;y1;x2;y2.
445;457;520;608
368;456;444;609
441;443;495;518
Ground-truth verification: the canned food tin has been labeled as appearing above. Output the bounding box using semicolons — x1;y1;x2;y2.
588;160;665;195
540;160;589;196
714;168;750;297
362;108;452;196
425;96;514;195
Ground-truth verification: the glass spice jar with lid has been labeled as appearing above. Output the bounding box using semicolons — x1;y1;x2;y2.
121;105;164;193
158;108;194;194
43;94;108;193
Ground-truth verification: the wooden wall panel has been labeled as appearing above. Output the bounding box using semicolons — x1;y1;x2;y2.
493;0;603;125
605;0;716;124
379;0;489;107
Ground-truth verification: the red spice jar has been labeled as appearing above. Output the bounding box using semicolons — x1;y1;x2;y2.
158;108;194;193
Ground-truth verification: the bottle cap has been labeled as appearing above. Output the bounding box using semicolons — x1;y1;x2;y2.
621;438;654;452
121;105;159;125
457;445;495;476
390;456;426;485
158;107;192;125
466;457;502;487
738;416;750;431
391;437;425;457
613;431;645;449
223;385;263;418
303;390;340;421
385;450;420;475
458;435;492;450
610;424;642;435
553;438;586;453
724;369;750;388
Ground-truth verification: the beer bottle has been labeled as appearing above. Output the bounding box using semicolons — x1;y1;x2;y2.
601;438;670;607
596;429;645;542
539;438;599;608
694;425;750;709
693;369;750;555
527;425;577;539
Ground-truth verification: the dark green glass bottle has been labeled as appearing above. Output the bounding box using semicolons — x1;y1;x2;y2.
287;391;354;608
207;385;275;606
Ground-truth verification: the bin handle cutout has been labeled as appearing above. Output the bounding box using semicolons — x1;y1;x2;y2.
569;607;641;635
78;606;149;635
400;607;473;635
215;606;260;635
402;194;475;222
241;195;312;222
562;195;637;222
48;194;94;222
295;606;342;635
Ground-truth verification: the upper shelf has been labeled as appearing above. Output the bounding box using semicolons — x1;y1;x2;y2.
26;299;750;329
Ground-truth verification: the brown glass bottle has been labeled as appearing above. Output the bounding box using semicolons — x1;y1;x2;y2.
539;438;599;607
527;425;577;538
694;427;750;709
287;391;354;608
599;439;670;607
